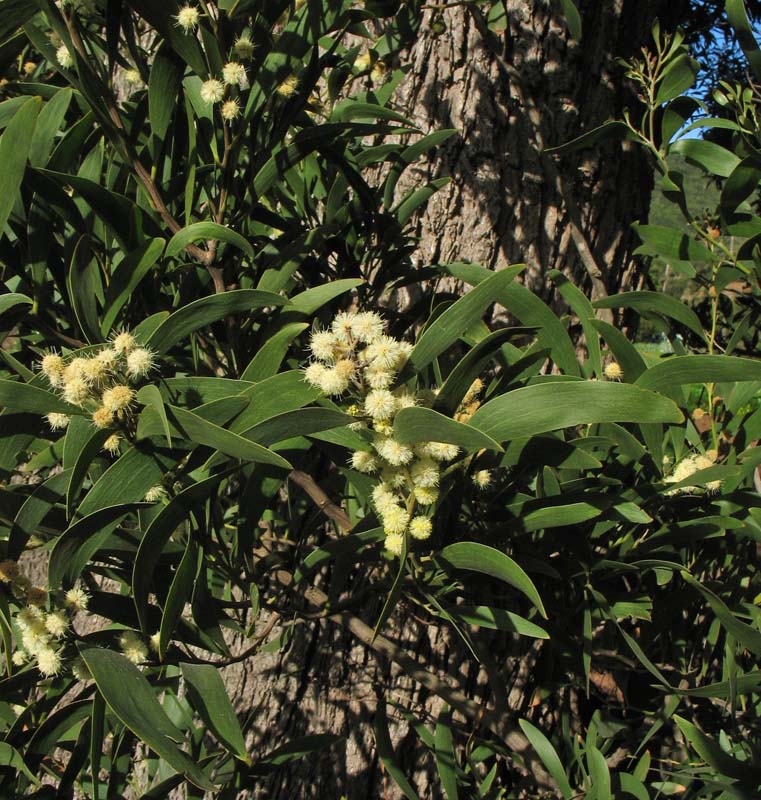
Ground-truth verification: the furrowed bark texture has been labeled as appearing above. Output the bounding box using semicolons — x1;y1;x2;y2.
391;0;688;302
214;3;692;798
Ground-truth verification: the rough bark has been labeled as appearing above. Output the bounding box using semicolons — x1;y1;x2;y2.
391;0;688;302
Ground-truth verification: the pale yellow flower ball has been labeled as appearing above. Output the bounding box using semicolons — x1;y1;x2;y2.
233;35;255;60
409;516;432;540
56;45;74;69
91;406;114;430
221;99;241;122
604;361;623;380
276;74;299;98
36;646;62;677
126;347;154;380
384;532;404;557
175;5;200;32
222;61;247;87
101;385;135;414
46;413;70;431
64;587;90;612
200;79;225;104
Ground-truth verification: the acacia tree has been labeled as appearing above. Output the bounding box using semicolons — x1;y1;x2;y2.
0;1;760;799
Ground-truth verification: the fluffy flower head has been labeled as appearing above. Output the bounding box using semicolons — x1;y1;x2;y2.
365;389;396;421
126;348;154;380
45;610;69;638
222;99;240;121
604;362;623;380
0;560;18;583
351;451;378;474
409;516;432;540
381;505;409;536
144;485;167;503
384;532;404;557
56;45;73;69
36;646;62;677
103;434;121;455
41;352;65;386
124;69;142;85
119;630;148;664
472;469;492;489
64;587;90;612
91;407;113;429
309;329;337;362
63;377;89;406
222;61;247;87
200;78;225;104
233;35;255;59
46;412;70;431
277;74;299;98
175;5;200;32
101;385;134;414
376;437;414;466
111;330;135;354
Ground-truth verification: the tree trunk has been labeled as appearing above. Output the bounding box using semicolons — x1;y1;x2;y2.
225;4;692;798
391;0;688;302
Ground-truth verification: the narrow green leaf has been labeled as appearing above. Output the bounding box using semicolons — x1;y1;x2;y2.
0;96;40;236
181;663;248;761
9;469;70;559
434;708;459;800
0;742;40;785
587;745;611;798
655;53;698;105
80;647;216;790
137;384;172;447
518;720;573;799
146;290;288;354
437;542;546;618
670;138;740;178
0;378;81;416
469;381;683;442
727;0;761;82
450;606;549;638
636;355;761;392
558;0;582;39
632;223;713;267
148;44;182;141
159;537;199;658
29;88;73;167
411;266;525;371
48;502;147;589
241;322;308;381
674;715;761;782
260;733;341;767
241;408;352;448
681;571;761;657
544;120;628;155
165;221;253;259
133;472;233;630
163;405;292;468
394;407;503;453
373;703;419;800
289;279;364;315
101;238;165;335
594;291;705;341
436;327;532;414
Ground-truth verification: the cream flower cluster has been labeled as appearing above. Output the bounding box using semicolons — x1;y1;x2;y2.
304;311;462;556
1;559;91;678
664;451;720;495
2;557;152;676
40;330;155;455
